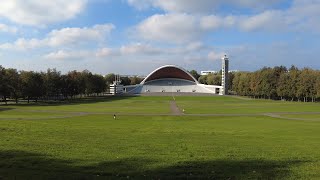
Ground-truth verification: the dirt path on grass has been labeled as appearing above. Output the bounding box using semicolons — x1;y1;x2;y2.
170;101;183;115
263;113;320;121
2;109;320;121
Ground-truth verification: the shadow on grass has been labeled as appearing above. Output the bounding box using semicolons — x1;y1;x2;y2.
0;150;308;179
0;107;14;112
0;96;137;108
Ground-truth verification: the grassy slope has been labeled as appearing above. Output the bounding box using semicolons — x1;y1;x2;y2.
175;96;320;114
0;96;320;179
3;96;172;114
281;114;320;120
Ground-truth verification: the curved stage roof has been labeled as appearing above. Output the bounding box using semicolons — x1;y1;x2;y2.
124;65;222;95
141;65;198;84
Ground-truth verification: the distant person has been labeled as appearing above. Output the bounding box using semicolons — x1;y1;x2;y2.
113;114;116;120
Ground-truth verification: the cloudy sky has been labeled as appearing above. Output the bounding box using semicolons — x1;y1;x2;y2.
0;0;319;75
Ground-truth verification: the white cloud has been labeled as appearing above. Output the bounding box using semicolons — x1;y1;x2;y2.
238;0;320;32
208;51;226;61
44;43;164;61
185;42;205;51
128;0;284;13
0;24;115;50
96;48;115;57
134;13;237;44
5;39;320;75
0;0;87;26
0;23;17;33
42;41;209;63
127;0;153;10
200;15;236;30
47;24;114;47
44;50;90;60
120;43;161;55
239;11;283;32
135;13;203;44
133;0;320;44
0;38;43;50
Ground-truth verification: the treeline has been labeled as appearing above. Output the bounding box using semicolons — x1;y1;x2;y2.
0;66;143;104
189;70;233;88
231;66;320;102
191;65;320;102
2;65;319;104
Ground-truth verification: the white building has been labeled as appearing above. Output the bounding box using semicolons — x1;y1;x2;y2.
121;55;230;95
109;75;123;95
200;70;217;75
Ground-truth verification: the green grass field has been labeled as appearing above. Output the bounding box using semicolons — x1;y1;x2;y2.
0;96;320;179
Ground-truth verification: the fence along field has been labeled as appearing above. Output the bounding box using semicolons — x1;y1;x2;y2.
0;96;320;179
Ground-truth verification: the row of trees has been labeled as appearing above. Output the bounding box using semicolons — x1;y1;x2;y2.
190;66;320;102
0;66;144;104
189;70;234;90
2;65;319;103
232;66;320;102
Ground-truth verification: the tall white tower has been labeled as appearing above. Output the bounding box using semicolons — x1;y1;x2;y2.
221;55;229;95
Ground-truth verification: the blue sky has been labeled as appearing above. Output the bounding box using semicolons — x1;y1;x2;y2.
0;0;319;75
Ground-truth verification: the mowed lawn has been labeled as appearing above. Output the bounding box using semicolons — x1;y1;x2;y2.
175;96;320;114
0;96;320;179
1;96;172;114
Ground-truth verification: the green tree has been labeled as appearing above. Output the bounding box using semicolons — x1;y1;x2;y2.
44;68;62;100
130;76;143;85
81;70;106;95
20;71;45;103
105;73;115;85
189;70;200;81
6;68;21;103
0;67;21;104
316;72;320;100
297;68;316;102
206;73;221;85
285;66;299;101
249;72;261;98
232;72;240;93
0;66;9;104
228;72;235;92
120;76;131;86
60;70;86;98
257;67;279;99
237;72;251;96
277;73;290;100
198;75;207;84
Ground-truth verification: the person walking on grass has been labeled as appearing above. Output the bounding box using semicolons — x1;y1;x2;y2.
113;114;116;120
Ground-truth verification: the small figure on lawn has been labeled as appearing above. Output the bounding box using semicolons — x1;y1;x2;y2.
113;114;116;120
